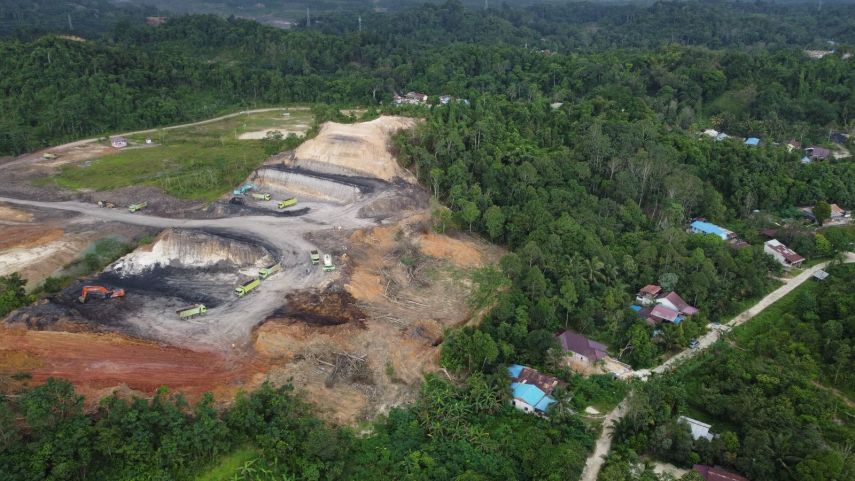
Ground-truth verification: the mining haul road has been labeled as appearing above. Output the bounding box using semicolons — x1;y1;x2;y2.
0;194;384;353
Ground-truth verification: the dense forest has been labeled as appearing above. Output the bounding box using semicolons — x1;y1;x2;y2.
2;2;855;155
601;263;855;481
1;1;854;480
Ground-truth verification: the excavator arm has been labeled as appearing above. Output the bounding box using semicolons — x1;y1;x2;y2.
78;286;125;303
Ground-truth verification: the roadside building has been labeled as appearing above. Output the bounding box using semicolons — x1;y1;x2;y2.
557;330;608;367
656;291;699;316
801;203;850;222
763;239;805;269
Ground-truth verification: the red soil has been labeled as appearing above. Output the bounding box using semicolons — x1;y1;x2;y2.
0;327;259;402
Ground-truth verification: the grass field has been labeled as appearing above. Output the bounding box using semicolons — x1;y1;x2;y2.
48;108;314;202
195;446;260;481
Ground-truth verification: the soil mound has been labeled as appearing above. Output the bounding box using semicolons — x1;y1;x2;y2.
290;116;418;182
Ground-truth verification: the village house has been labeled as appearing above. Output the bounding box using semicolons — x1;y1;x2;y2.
632;285;698;326
690;220;735;241
693;465;749;481
110;136;128;149
804;145;832;161
507;364;559;416
801;203;850;223
393;92;429;106
556;330;608;367
679;416;715;441
785;139;801;152
635;284;662;306
830;132;849;145
702;129;719;139
764;239;805;269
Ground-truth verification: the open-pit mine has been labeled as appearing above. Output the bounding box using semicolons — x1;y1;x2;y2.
0;114;500;422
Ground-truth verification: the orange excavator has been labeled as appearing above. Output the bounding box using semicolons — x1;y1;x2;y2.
78;286;126;304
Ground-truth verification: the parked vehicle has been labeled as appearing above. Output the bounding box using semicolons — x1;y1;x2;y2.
278;198;298;209
176;304;207;319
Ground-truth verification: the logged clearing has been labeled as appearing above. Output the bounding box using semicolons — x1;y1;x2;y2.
291;116;419;181
417;232;485;268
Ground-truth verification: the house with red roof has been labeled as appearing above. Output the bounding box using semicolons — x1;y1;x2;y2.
632;284;698;325
693;465;749;481
763;239;804;269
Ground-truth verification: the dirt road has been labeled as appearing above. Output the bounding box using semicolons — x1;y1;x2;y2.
579;254;854;481
579;398;629;481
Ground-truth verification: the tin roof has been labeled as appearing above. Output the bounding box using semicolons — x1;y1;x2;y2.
556;330;608;361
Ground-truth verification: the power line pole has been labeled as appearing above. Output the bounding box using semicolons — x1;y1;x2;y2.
484;0;489;10
358;15;362;33
67;13;74;31
306;7;310;27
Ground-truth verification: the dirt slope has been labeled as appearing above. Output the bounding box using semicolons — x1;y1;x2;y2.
291;116;419;181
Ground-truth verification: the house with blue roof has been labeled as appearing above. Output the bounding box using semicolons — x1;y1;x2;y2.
745;137;760;146
507;364;560;416
689;220;735;241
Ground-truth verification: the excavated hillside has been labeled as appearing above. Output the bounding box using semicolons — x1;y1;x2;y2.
290;116;419;182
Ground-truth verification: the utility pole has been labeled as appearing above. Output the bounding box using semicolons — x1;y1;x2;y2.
306;7;310;27
67;13;74;31
484;0;489;9
358;15;362;33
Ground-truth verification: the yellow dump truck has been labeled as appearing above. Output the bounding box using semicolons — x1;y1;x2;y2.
278;197;298;209
235;279;261;297
128;202;148;213
259;263;281;279
177;304;207;319
251;193;272;201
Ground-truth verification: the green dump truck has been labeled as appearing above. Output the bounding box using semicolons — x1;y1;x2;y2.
252;192;272;201
128;201;148;213
323;254;335;272
278;197;298;209
235;279;261;297
310;250;320;265
259;263;281;279
177;304;207;319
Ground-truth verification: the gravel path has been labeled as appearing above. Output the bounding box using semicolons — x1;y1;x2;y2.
579;254;854;481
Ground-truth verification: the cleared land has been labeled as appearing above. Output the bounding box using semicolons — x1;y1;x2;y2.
45;109;314;202
1;112;502;424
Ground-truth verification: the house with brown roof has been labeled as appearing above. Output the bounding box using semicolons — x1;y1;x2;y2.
557;330;608;366
692;465;749;481
636;284;662;306
764;239;804;269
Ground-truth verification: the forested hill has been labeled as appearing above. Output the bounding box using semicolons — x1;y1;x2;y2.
0;0;158;40
2;2;854;156
313;0;855;50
